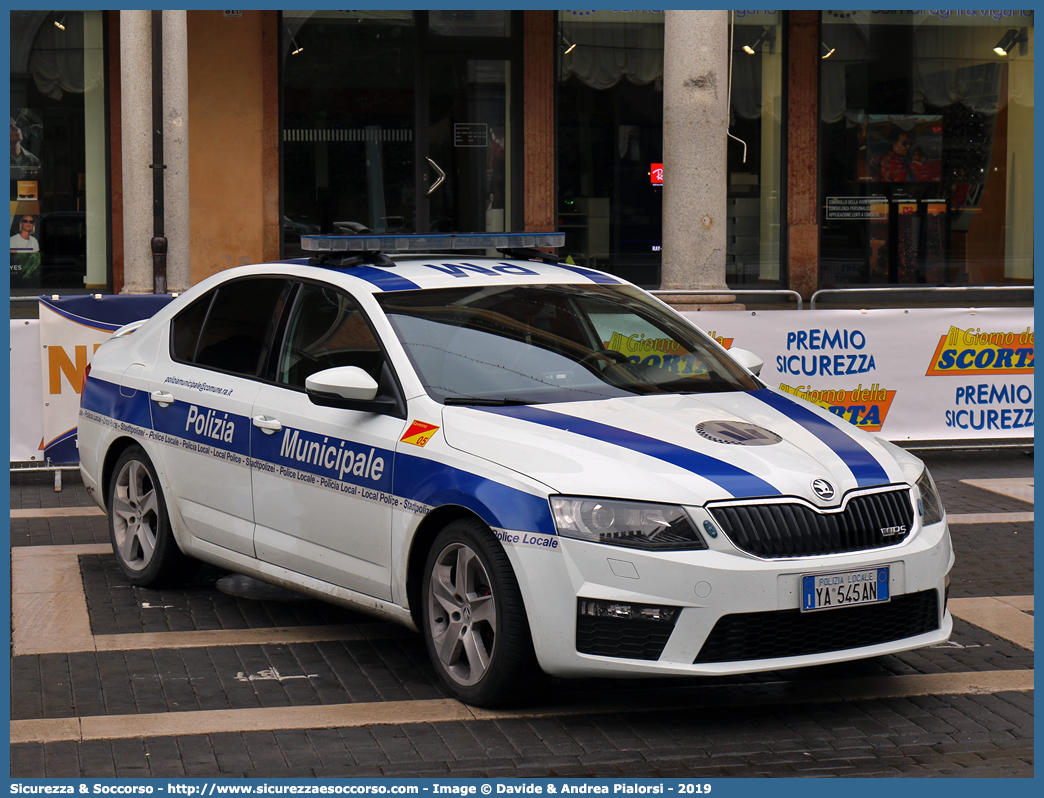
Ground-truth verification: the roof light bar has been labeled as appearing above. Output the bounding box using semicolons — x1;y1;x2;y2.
302;232;564;254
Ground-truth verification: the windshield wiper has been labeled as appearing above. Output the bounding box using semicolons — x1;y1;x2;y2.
442;396;534;406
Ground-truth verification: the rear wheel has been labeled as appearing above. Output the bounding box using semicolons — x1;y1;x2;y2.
421;518;540;706
108;445;194;587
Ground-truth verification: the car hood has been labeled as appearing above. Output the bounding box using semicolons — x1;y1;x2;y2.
441;388;906;507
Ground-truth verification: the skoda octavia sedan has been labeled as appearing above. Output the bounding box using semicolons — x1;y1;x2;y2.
79;233;953;706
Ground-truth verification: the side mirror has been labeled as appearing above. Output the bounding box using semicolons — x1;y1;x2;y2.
306;366;378;403
729;347;763;376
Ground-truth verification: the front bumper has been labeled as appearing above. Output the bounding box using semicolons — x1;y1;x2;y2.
503;510;954;679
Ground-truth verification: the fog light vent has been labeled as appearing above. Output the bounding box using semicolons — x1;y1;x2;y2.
576;598;679;660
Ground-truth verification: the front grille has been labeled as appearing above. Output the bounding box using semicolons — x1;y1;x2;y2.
709;488;914;558
693;589;939;663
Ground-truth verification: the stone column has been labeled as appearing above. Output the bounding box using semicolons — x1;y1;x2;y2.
660;10;734;309
119;11;153;294
524;11;555;232
163;11;191;293
119;11;190;294
787;10;819;302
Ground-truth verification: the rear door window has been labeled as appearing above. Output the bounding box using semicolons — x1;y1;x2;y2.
170;278;292;378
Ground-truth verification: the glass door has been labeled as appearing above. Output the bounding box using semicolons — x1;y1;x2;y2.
281;11;520;253
282;12;418;257
423;59;511;234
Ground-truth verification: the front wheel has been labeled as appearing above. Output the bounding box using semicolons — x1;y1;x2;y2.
108;445;194;587
421;518;541;706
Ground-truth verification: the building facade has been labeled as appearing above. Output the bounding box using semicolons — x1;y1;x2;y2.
9;9;1034;302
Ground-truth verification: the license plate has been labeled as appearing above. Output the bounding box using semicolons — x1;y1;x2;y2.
801;566;889;612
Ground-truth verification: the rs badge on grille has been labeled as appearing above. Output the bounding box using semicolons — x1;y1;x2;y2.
880;525;907;537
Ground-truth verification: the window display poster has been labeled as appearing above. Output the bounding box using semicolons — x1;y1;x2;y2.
11;108;43;287
10;211;41;286
864;115;942;183
10;108;42;179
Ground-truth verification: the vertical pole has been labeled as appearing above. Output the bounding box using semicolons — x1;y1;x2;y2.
151;9;167;294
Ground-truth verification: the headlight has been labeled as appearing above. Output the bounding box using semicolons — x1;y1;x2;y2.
915;468;944;526
550;497;707;550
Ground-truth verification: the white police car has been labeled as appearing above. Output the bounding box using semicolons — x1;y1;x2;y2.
78;232;953;706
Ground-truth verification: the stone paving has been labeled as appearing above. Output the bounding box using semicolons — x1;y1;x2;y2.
8;451;1033;778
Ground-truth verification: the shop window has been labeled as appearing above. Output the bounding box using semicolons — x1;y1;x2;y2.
429;11;509;37
728;11;785;288
556;11;784;289
819;10;1034;287
557;10;666;288
10;10;108;294
281;11;417;259
280;11;522;254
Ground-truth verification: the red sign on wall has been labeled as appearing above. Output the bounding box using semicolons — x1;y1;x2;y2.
650;163;663;185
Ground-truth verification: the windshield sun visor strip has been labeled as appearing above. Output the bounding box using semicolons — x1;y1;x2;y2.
476;405;779;499
750;389;889;487
552;263;621;284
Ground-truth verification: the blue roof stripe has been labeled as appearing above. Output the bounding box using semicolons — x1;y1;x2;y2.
553;263;620;284
339;266;422;292
477;405;779;499
750;389;889;487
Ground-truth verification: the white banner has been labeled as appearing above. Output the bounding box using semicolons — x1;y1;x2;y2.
38;302;110;463
10;319;44;462
683;308;1034;444
34;294;176;463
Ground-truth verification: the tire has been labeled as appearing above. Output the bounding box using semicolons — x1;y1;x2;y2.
421;518;541;707
107;445;194;587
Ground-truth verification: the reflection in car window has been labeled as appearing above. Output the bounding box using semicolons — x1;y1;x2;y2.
278;283;384;388
377;284;757;405
170;278;291;378
170;292;212;363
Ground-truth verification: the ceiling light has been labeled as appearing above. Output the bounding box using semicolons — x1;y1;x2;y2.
821;42;835;59
54;14;66;31
743;27;774;56
287;28;304;56
993;28;1027;57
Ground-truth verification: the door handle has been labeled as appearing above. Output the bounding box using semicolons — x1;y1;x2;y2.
252;415;282;434
150;391;174;407
426;157;446;196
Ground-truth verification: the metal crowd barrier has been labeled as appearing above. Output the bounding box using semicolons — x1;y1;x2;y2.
651;289;803;309
10;460;79;491
810;285;1033;309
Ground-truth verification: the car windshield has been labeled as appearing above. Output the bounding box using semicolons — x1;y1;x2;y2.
376;283;759;405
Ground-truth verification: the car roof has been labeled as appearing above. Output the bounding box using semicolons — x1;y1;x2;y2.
272;255;627;295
